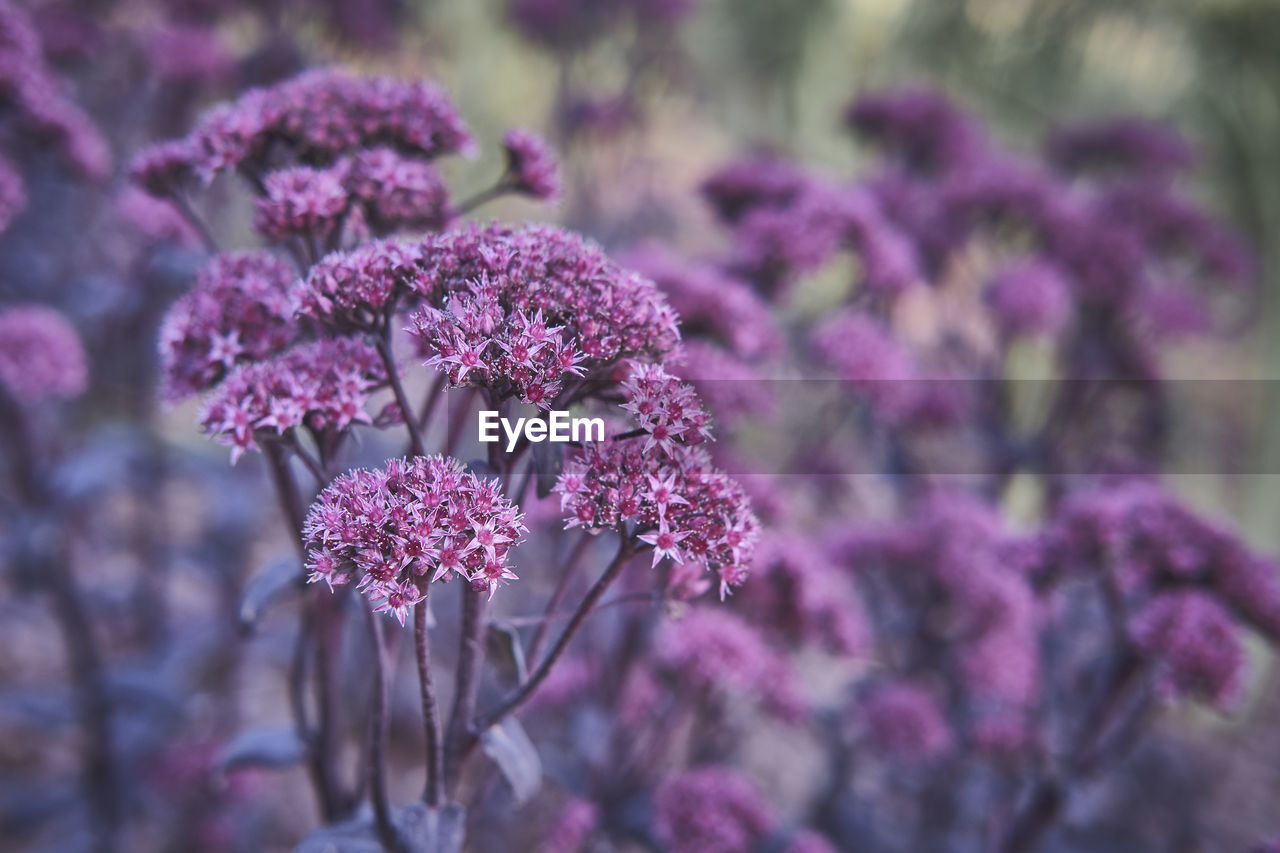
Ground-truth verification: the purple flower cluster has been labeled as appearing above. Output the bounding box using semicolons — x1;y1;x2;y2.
860;681;953;759
302;455;526;616
199;338;385;462
1047;117;1196;183
253;166;349;242
653;767;775;853
619;363;711;451
158;252;298;401
0;1;109;179
410;280;585;409
985;256;1072;337
500;129;560;200
655;606;806;720
737;534;869;656
556;368;757;593
620;243;780;359
405;224;679;402
133;68;473;185
1130;590;1245;709
344;147;451;234
0;305;88;404
295;238;422;330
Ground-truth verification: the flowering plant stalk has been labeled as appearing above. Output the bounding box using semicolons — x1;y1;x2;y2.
131;66;757;851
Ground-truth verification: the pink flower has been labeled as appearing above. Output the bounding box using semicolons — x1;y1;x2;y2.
1130;590;1246;710
500;128;559;200
861;681;953;759
0;305;88;404
199;338;385;461
253;166;349;242
653;767;776;853
302;455;526;610
159;252;298;400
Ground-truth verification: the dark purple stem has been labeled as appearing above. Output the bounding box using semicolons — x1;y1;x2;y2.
479;538;634;730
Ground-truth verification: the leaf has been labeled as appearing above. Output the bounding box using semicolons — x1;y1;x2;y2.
292;805;467;853
480;717;541;804
216;726;306;773
294;821;384;853
238;556;303;632
396;803;466;853
531;438;564;498
485;622;528;686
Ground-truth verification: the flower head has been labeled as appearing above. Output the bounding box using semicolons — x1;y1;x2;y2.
159;252;298;400
986;257;1072;337
199;338;385;462
500;128;559;200
653;767;775;853
1130;590;1245;710
0;305;87;404
295;238;424;330
253;165;349;242
343;146;451;233
406;223;679;405
302;455;526;613
861;681;953;759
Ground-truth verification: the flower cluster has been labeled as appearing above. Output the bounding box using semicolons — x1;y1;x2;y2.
0;1;109;179
199;338;385;462
343;146;450;234
555;370;757;594
1047;117;1196;183
302;455;526;617
860;681;953;759
653;767;776;853
295;238;423;330
985;256;1072;337
619;244;780;359
133;68;473;185
835;493;1041;738
500;129;559;200
619;363;711;451
253;166;349;242
1129;590;1245;710
0;305;88;404
158;252;298;400
736;534;869;656
405;223;680;403
655;606;806;721
410;280;585;408
812;310;922;422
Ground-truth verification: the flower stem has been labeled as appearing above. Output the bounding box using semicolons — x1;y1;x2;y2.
363;607;399;852
414;594;444;807
375;334;426;457
479;538;633;729
528;533;594;665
